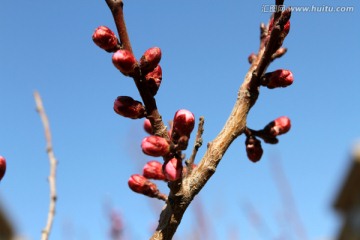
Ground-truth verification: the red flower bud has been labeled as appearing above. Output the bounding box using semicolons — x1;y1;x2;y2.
143;160;166;180
245;137;263;163
262;69;293;89
140;47;162;73
163;158;183;181
172;109;195;138
128;174;160;198
141;136;170;157
112;49;137;76
0;156;6;181
264;116;291;137
113;96;145;119
92;26;118;52
143;119;153;135
145;65;162;96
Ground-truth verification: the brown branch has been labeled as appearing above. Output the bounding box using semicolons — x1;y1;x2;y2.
105;0;132;53
34;91;58;240
104;1;292;239
185;116;205;174
150;9;292;240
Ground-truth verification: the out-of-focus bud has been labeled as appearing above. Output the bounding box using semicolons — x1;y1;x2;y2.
128;174;160;198
92;26;118;52
140;47;161;73
163;158;183;181
112;49;137;76
271;47;287;60
248;53;257;64
143;119;153;135
143;160;166;180
261;69;293;89
172;109;195;138
145;65;162;96
264;116;291;137
245;137;263;163
141;136;170;157
113;96;145;119
0;156;6;181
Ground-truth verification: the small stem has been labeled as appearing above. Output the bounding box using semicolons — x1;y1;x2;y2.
34;91;58;240
186;117;205;174
105;0;133;53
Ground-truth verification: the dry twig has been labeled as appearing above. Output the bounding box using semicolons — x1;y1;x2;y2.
34;91;58;240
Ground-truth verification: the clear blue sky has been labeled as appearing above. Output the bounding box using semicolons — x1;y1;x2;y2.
1;0;359;239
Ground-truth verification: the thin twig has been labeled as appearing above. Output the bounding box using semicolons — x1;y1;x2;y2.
105;0;133;53
186;117;205;174
34;91;58;240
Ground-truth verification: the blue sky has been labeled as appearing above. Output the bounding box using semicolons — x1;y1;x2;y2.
1;0;359;239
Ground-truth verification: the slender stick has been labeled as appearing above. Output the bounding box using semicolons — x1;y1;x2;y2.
186;117;205;175
34;91;58;240
105;0;133;53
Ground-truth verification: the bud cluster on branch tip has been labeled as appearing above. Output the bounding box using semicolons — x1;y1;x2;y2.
0;156;6;181
268;17;290;36
261;69;293;89
128;174;160;198
143;161;166;180
163;158;183;181
245;137;263;163
145;65;162;96
143;119;153;135
114;96;145;119
140;47;162;73
92;26;118;52
141;136;170;157
264;116;291;137
112;49;137;76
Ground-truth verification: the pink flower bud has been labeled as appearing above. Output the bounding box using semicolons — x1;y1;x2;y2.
172;109;195;138
143;161;166;180
145;65;162;96
128;174;159;198
113;96;145;119
262;69;293;89
245;137;263;163
141;136;170;157
163;158;183;181
92;26;118;52
140;47;161;73
264;116;291;137
0;156;6;181
143;119;153;135
112;49;137;76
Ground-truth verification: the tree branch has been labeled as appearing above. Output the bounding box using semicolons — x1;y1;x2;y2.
34;91;58;240
150;8;292;240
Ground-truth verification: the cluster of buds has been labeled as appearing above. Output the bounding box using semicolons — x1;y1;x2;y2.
268;11;291;37
128;109;196;198
0;156;6;181
245;116;291;163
